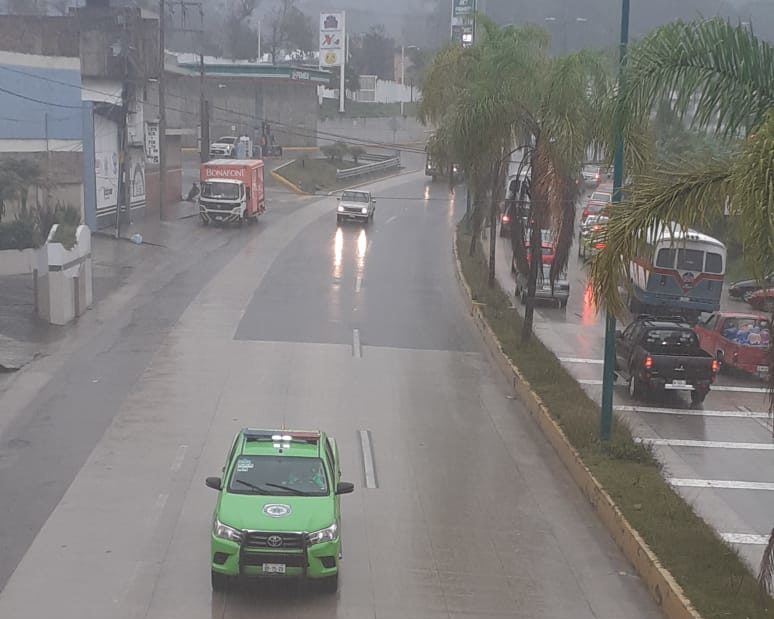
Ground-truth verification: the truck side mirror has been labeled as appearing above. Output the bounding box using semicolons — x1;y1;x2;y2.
205;476;222;491
336;481;355;495
615;329;623;339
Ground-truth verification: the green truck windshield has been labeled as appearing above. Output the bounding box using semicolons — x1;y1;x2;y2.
229;455;328;496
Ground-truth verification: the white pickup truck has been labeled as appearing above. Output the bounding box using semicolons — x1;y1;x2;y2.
336;190;376;224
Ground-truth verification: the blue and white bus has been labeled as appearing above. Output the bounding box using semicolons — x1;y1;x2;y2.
629;224;726;320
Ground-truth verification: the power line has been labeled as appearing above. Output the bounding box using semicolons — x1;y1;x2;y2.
0;84;82;109
0;64;427;154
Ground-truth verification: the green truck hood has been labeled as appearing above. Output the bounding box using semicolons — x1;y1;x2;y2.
217;493;335;533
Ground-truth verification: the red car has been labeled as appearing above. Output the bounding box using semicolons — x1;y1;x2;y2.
694;312;770;379
747;287;774;312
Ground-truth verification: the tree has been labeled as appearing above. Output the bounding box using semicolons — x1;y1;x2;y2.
223;0;261;60
589;18;773;342
267;0;314;62
584;18;774;590
421;21;611;341
350;25;395;81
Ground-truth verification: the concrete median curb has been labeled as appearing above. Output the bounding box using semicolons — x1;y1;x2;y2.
270;166;311;196
451;230;703;619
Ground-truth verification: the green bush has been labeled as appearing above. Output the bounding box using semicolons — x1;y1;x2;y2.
348;145;366;164
0;217;40;250
0;203;80;251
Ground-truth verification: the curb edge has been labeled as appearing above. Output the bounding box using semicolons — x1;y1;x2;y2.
451;230;703;619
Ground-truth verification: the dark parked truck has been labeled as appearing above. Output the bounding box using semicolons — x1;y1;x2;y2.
615;315;719;405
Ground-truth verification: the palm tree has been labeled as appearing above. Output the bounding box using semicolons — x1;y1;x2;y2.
585;18;774;596
422;21;612;341
588;18;773;367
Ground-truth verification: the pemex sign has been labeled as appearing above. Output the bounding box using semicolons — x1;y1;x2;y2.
319;12;345;67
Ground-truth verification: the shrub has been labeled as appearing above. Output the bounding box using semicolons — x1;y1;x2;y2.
0;217;40;250
0;202;80;251
348;145;366;164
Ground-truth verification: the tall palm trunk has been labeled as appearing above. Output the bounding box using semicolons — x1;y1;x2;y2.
520;222;542;343
488;160;506;287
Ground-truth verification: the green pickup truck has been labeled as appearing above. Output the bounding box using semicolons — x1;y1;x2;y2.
205;428;355;592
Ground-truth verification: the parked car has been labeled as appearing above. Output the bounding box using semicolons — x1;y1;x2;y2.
746;287;774;312
209;136;238;158
694;312;770;380
614;315;719;404
336;190;375;224
728;272;774;301
581;164;602;188
578;215;608;260
515;263;569;308
581;189;612;223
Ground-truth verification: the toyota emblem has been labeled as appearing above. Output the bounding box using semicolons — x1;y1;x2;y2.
266;535;283;548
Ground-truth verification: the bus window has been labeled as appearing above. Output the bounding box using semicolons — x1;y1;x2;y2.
705;252;723;274
677;248;704;271
656;248;675;268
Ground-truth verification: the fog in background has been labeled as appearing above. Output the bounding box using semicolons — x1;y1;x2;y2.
1;0;772;55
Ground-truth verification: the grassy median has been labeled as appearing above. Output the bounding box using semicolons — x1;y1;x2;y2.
275;157;404;194
456;225;773;619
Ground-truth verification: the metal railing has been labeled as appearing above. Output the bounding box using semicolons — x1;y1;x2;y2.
336;153;400;180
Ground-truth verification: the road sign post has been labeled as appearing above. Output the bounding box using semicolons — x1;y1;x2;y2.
600;0;630;442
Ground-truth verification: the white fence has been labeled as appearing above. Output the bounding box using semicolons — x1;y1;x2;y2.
319;78;420;104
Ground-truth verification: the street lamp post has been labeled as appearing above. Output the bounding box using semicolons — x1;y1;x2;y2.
600;0;630;442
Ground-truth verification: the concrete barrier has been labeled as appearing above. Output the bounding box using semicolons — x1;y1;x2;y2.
451;232;704;619
44;225;93;325
0;247;46;277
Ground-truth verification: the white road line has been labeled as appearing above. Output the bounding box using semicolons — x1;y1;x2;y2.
170;444;188;473
355;275;362;293
358;430;377;488
386;215;397;224
721;533;770;545
352;329;361;358
712;385;769;393
615;405;770;419
147;493;168;527
559;357;604;364
669;478;774;491
578;378;768;393
636;437;774;450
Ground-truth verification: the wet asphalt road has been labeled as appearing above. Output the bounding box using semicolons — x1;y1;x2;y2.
0;172;663;618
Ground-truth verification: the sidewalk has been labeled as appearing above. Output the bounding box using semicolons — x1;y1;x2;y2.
0;200;200;375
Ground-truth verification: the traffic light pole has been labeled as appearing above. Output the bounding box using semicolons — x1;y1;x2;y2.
600;0;630;441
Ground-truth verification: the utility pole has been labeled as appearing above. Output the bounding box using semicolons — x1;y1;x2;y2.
199;52;209;162
158;0;166;219
115;13;132;238
339;13;346;114
400;45;405;117
600;0;630;441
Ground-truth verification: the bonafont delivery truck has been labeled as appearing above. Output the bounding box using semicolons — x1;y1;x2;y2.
198;159;265;226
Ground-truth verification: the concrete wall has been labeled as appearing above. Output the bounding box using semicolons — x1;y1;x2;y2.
317;116;427;147
0;50;85;221
144;73;319;150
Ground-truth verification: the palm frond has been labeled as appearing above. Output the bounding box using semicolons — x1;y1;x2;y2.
760;529;774;603
588;158;733;317
623;19;774;138
731;111;774;282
